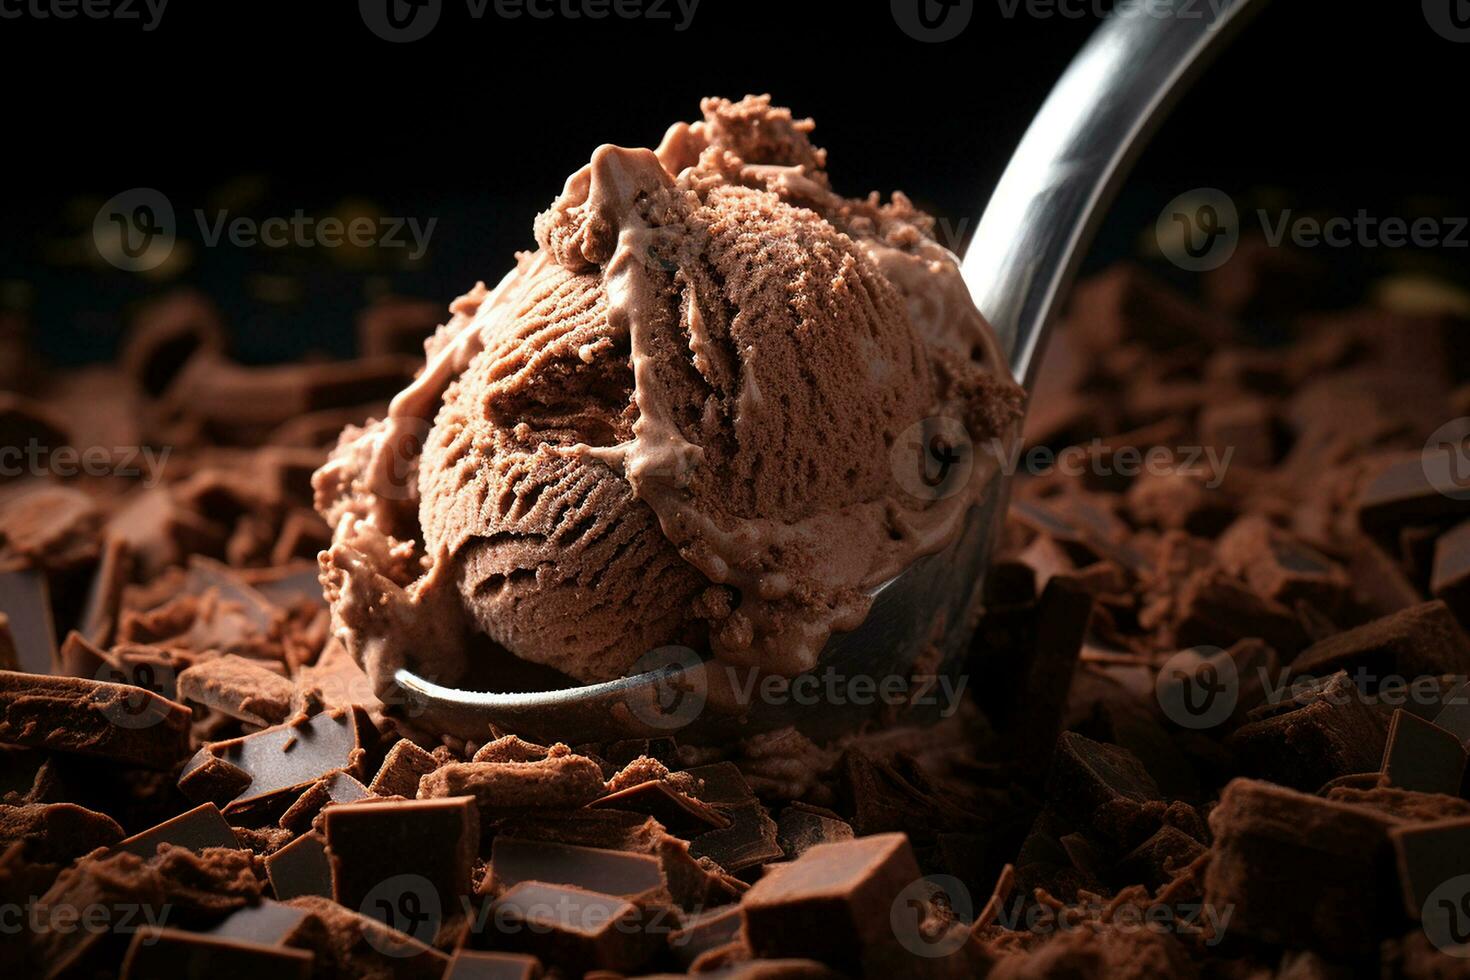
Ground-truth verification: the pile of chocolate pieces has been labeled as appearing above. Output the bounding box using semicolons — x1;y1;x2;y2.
4;238;1470;978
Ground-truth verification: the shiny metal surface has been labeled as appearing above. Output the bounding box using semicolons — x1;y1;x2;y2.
394;0;1267;745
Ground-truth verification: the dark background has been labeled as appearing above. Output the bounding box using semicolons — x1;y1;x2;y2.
1;0;1465;366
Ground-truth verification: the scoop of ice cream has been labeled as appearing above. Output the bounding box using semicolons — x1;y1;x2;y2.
315;96;1023;696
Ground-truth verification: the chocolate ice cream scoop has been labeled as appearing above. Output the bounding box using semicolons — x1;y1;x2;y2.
316;96;1022;701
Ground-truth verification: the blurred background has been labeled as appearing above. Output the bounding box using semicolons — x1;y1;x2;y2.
1;0;1466;366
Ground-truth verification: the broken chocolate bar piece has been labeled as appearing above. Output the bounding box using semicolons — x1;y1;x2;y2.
742;833;922;975
278;771;372;832
190;706;371;818
0;670;191;769
444;950;544;980
1116;825;1206;892
1358;454;1470;531
369;738;439;797
1381;709;1468;796
1046;732;1161;847
285;894;448;979
115;802;240;858
589;779;730;836
686;762;757;807
485;881;653;973
176;655;295;727
121;927;315;980
1205;778;1400;952
1227;671;1387;792
1291;600;1470;683
79;534;131;648
689;802;783;873
488;836;664;901
0;569;56;674
418;750;606;813
1389;817;1470;919
669;905;745;969
1216;515;1349;610
1433;519;1470;627
326;797;479;926
266;831;333;900
776;807;855;859
203;899;319;946
0;802;123;863
177;753;253;806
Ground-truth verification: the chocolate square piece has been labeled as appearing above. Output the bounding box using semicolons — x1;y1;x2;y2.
486;881;652;973
202;899;318;946
121;927;314;980
194;707;371;818
176;654;295;727
489;836;664;901
0;670;192;769
1390;817;1470;919
689;802;782;873
444;950;544;980
368;738;439;798
266;831;333;900
741;833;922;974
114;802;240;858
1381;709;1468;795
326;797;479;927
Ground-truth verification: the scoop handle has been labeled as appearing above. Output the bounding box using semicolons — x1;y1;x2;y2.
961;0;1269;391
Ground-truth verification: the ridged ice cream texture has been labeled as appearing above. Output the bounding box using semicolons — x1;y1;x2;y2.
314;96;1023;696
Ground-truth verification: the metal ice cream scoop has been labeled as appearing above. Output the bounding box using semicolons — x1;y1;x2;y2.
394;0;1269;745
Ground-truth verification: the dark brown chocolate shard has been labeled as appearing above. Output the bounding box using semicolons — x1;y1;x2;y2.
369;738;440;798
1292;599;1470;684
471;734;551;764
1216;515;1349;610
0;801;123;863
201;898;318;945
326;797;478;930
1046;732;1161;847
79;534;131;648
1381;709;1468;795
689;802;782;873
278;771;371;832
0;670;192;769
115;802;240;858
668;905;745;969
418;749;607;814
266;831;333;900
488;836;665;901
1171;570;1309;655
1227;671;1388;792
444;950;545;980
1389;817;1470;919
176;654;295;727
198;707;371;818
685;762;757;807
0;614;14;673
0;568;57;674
178;752;254;806
1358;454;1470;531
121;927;315;980
1433;518;1470;627
776;807;855;859
1116;825;1206;892
285;893;449;979
589;778;730;836
741;833;923;976
1204;778;1400;953
484;881;655;973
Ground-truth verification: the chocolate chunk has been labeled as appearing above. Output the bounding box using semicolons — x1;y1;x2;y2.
278;771;371;832
1358;454;1470;531
485;881;655;973
689;802;782;873
686;761;757;807
1389;817;1470;919
79;534;131;648
471;734;551;764
0;802;123;863
0;568;56;674
0;670;192;769
115;802;240;858
1171;571;1309;655
1216;515;1349;611
202;898;319;945
266;831;333;900
444;950;545;980
121;927;314;980
0;615;14;672
369;738;439;798
1326;786;1470;822
326;797;478;930
1432;518;1470;627
1291;600;1470;683
742;833;922;975
1204;778;1399;952
178;752;253;806
1381;709;1467;795
1226;671;1387;791
589;778;730;836
669;905;745;969
418;749;606;813
191;707;371;818
776;807;855;859
285;894;448;979
488;836;664;901
176;654;295;727
1116;825;1206;892
1046;732;1161;847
